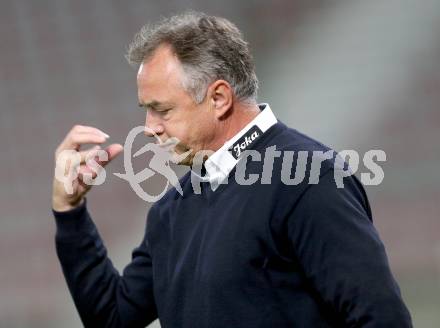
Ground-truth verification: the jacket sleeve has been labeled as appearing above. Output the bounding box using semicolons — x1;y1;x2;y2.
53;199;158;327
287;170;412;327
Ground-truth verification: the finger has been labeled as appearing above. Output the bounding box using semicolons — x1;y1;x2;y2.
96;144;123;167
60;133;108;151
78;164;99;181
71;125;109;138
77;174;93;193
79;145;102;164
105;144;124;162
77;161;106;190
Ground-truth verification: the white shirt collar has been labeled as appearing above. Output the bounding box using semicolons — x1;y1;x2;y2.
193;103;277;190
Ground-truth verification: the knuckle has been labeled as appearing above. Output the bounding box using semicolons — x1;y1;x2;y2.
72;124;82;132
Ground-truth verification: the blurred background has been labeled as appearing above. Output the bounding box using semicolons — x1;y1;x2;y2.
1;0;439;327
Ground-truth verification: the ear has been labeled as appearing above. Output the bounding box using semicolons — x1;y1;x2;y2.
207;80;233;119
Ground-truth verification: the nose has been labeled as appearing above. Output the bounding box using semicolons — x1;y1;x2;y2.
144;110;164;137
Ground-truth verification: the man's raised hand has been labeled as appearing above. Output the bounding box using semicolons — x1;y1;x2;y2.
52;125;123;212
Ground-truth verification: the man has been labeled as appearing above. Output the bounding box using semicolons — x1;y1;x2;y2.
52;12;412;327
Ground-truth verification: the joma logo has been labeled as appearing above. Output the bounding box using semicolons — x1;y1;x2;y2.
230;126;263;159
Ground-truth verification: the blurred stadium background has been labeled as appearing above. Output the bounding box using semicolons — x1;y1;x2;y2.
1;0;439;327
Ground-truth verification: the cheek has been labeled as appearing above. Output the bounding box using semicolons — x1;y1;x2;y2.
164;122;190;145
166;107;212;149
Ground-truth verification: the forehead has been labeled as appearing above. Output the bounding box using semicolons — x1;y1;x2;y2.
137;45;185;97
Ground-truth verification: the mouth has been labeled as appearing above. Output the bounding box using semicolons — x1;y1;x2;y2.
156;137;180;150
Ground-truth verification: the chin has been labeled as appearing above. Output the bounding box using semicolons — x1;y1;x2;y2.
178;157;193;166
171;148;194;166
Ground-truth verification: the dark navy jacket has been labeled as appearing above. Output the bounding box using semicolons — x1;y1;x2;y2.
54;122;412;327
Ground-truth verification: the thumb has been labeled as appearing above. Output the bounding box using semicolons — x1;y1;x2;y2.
102;143;123;165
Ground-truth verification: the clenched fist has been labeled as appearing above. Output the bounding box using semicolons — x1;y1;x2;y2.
52;125;123;212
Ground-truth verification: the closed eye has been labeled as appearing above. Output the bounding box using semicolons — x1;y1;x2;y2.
157;107;172;113
138;101;174;120
138;105;170;112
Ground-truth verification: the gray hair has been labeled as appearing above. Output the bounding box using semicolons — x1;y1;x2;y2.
126;11;259;104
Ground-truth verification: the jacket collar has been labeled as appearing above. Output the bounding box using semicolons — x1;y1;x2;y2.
193;103;277;190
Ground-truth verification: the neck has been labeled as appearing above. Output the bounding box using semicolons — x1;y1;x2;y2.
211;102;260;151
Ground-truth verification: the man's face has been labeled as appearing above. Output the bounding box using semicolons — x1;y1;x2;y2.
137;44;217;166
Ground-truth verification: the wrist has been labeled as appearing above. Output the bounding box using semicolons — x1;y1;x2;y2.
52;197;84;212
